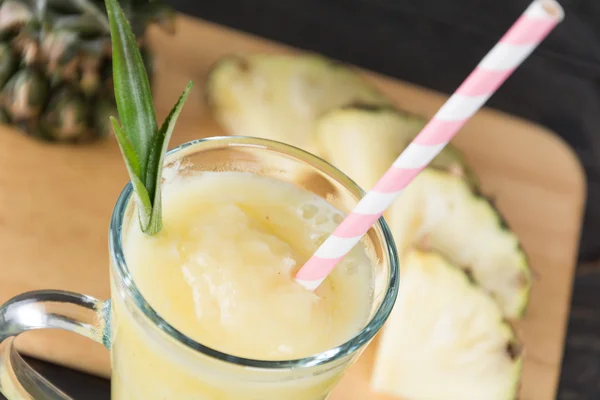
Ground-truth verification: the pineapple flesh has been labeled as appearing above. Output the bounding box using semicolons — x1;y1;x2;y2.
315;105;479;190
387;168;531;319
372;249;522;400
206;53;392;155
0;0;174;142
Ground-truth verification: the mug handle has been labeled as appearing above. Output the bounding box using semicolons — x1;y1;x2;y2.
0;290;110;399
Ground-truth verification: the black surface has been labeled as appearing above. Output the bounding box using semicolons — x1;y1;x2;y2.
0;358;111;399
2;1;600;399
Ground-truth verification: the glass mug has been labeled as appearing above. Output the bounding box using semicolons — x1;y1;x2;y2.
0;137;399;399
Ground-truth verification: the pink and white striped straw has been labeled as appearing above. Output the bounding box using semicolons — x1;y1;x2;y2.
295;0;564;290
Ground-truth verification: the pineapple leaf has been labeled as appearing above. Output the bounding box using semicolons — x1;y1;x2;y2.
105;0;157;181
109;116;142;180
145;81;193;234
105;0;191;235
110;117;152;229
71;0;110;32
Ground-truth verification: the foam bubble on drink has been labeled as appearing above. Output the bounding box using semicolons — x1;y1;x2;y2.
298;198;345;238
332;213;344;224
310;232;327;247
300;203;319;220
314;213;328;226
281;256;297;275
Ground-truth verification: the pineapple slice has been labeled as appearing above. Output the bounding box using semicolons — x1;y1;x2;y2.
372;250;522;400
315;105;478;190
206;53;391;155
388;168;531;318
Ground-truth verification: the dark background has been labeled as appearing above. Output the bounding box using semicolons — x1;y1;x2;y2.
5;0;600;399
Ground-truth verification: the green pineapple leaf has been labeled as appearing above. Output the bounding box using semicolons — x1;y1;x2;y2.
105;0;156;177
105;0;192;235
110;116;152;228
145;81;194;234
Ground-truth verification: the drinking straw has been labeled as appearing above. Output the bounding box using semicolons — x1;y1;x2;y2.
295;0;564;290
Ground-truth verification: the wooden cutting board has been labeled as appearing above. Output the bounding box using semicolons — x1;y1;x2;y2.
0;14;584;400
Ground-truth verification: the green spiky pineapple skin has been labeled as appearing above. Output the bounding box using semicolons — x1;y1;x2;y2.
0;0;173;142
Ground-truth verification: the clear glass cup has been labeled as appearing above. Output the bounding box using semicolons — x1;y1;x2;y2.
0;136;399;399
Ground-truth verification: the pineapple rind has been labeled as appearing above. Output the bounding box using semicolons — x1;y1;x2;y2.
388;168;531;319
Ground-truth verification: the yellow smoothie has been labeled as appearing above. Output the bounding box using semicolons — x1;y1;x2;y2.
111;171;374;399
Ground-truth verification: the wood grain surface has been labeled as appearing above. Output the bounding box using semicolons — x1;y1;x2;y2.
0;15;585;400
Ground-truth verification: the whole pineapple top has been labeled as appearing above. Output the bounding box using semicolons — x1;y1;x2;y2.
0;0;173;142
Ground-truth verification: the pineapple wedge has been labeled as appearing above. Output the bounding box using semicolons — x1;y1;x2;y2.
315;105;478;190
372;250;522;400
206;53;391;155
388;168;531;318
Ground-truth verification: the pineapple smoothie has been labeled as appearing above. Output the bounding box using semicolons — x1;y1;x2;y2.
111;170;375;399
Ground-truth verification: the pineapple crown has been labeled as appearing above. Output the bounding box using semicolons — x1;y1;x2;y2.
0;0;174;73
104;0;192;235
0;0;174;37
0;0;176;141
